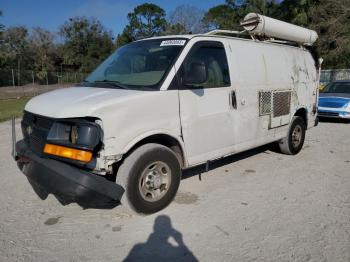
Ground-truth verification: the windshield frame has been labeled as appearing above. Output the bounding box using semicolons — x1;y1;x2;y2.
323;81;350;94
82;37;189;91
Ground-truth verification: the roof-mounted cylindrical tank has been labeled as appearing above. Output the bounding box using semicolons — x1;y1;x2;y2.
240;13;318;46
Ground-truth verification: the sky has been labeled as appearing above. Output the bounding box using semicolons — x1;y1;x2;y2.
0;0;228;36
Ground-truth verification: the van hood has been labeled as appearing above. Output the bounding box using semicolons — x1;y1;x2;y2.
25;86;146;118
318;94;350;108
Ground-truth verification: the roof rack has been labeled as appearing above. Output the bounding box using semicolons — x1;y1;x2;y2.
205;29;255;40
206;29;243;36
204;29;304;48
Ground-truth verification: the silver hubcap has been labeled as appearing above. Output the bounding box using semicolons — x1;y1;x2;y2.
292;124;302;148
138;161;171;202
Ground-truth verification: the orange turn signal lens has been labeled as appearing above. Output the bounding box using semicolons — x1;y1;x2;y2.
43;144;92;163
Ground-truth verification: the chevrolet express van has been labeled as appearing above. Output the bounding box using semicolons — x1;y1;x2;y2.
14;14;320;214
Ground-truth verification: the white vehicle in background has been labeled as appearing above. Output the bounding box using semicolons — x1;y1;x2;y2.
14;14;320;214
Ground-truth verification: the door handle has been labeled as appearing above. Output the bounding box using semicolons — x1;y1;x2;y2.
231;90;237;109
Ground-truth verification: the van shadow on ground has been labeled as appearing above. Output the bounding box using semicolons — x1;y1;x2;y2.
123;215;198;262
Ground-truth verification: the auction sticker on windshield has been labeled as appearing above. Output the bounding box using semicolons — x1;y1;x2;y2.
160;40;186;46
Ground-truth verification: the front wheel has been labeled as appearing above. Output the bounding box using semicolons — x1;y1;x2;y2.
116;143;181;214
278;116;306;155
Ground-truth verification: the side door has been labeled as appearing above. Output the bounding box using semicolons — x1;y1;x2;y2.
226;41;276;149
174;40;237;166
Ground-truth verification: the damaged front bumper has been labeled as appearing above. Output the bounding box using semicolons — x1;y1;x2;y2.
15;140;124;207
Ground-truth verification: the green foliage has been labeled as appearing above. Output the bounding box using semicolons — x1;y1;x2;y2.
0;97;31;122
203;0;280;30
0;10;4;34
308;0;350;68
116;3;167;47
128;3;167;38
275;0;312;26
59;16;114;72
29;27;56;72
115;31;133;48
202;5;238;30
164;23;187;35
0;26;30;73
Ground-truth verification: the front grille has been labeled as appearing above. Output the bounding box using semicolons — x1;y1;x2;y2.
318;111;339;117
22;111;54;156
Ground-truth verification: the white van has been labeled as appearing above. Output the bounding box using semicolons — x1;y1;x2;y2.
14;14;320;214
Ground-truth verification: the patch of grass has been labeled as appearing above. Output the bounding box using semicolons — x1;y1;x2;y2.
0;97;31;122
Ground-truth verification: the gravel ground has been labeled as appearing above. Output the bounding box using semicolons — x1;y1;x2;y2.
0;120;349;262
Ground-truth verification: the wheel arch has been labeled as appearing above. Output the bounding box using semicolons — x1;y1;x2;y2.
294;107;308;128
122;132;187;168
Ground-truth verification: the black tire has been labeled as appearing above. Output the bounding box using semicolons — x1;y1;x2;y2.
278;116;306;155
116;143;181;214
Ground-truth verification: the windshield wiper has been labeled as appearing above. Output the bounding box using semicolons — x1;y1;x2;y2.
93;80;128;89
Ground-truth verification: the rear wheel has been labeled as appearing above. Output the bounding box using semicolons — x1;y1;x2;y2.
278;116;306;155
116;143;181;214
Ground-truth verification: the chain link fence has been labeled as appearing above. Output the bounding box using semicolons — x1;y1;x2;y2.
1;68;349;100
320;69;350;85
0;69;88;99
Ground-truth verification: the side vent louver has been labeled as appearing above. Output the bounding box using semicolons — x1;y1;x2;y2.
259;90;292;125
259;91;272;116
272;91;291;117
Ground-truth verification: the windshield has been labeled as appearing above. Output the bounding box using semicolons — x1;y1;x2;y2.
84;38;187;90
323;82;350;93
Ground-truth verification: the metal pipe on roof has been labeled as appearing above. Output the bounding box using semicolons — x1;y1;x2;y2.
240;13;318;46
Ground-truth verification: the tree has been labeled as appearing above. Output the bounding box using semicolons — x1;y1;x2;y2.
1;26;30;83
275;0;312;26
60;16;114;72
30;27;56;72
116;3;167;47
168;5;205;34
239;0;279;17
115;27;133;48
308;0;350;68
203;0;280;31
164;23;187;35
0;10;5;68
202;4;239;30
0;10;4;35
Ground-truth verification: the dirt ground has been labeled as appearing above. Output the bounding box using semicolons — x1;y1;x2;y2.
0;120;349;262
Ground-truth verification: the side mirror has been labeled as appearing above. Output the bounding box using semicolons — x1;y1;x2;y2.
183;62;207;85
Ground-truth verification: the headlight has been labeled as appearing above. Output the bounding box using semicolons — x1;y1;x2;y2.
45;120;102;162
346;102;350;111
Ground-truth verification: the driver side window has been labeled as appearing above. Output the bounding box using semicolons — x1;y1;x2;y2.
178;41;231;89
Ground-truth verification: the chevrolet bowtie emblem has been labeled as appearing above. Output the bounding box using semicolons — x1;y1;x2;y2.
26;125;33;135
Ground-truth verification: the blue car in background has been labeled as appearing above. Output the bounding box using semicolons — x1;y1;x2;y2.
318;80;350;119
